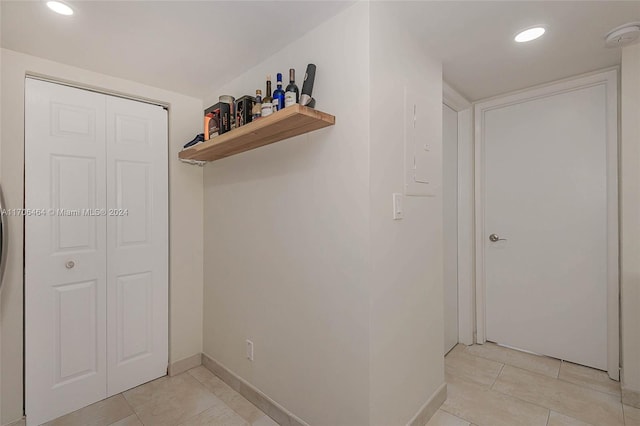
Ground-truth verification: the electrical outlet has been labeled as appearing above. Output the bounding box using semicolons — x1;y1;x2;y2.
246;339;254;361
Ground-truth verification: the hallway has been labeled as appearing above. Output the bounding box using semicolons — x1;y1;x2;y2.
8;366;277;426
429;343;636;426
8;342;639;425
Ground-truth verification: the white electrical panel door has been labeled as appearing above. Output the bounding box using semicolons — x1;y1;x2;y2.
405;87;442;196
25;78;108;426
25;78;168;425
106;95;168;397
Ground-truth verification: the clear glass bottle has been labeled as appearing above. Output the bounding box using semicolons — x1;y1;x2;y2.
252;89;262;120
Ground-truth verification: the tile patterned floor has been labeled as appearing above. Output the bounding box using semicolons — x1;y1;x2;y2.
13;366;277;426
9;343;640;426
428;343;637;426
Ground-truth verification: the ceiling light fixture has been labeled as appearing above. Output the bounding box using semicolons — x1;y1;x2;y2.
605;23;640;48
46;1;74;16
515;27;546;43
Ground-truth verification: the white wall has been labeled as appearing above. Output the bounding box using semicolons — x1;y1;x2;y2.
202;3;371;425
442;84;474;347
202;2;445;425
368;3;444;424
0;6;3;424
0;48;204;425
443;104;459;353
621;43;640;402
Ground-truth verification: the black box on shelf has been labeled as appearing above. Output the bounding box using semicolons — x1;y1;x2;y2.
236;95;255;128
219;102;231;135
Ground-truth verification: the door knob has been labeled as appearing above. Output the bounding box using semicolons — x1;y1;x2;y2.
65;260;75;269
489;233;507;242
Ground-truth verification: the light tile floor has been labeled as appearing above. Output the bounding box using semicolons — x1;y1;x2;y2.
12;366;278;426
10;344;640;426
428;343;638;426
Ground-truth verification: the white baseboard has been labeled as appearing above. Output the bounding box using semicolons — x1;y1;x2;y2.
202;353;309;426
623;386;640;408
168;353;202;376
406;382;447;426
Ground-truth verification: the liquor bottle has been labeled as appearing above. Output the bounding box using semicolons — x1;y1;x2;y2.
252;89;262;120
272;73;285;111
264;75;273;103
262;76;273;117
285;68;299;107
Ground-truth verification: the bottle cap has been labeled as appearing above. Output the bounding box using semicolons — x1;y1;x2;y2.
277;73;282;81
256;90;262;95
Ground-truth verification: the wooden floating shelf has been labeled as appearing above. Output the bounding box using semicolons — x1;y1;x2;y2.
179;104;335;162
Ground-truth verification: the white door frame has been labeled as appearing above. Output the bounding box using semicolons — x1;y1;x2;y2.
474;69;619;378
443;83;474;346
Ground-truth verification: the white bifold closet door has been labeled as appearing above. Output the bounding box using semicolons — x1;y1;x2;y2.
25;78;168;426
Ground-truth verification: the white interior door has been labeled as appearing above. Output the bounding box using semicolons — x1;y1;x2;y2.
443;104;458;354
26;78;168;425
25;78;108;426
479;75;617;373
106;95;168;396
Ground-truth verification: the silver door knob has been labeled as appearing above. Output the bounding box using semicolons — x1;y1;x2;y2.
489;234;507;242
65;260;75;269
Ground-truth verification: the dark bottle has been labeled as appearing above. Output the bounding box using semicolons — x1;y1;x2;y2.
264;75;273;104
272;73;285;111
284;68;299;107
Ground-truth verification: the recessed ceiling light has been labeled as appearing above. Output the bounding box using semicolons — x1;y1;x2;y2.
515;27;546;43
46;1;73;16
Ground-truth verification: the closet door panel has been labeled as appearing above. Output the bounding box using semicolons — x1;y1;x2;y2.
106;96;168;396
25;78;108;426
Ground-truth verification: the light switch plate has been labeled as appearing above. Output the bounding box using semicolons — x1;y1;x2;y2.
246;339;254;361
393;193;403;220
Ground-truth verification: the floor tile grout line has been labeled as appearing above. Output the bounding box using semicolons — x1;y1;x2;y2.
439;405;476;425
185;366;268;425
444;371;607;426
554;376;622;399
447;367;557;418
119;391;137;416
447;411;472;426
471;346;620;397
488;374;622;425
462;345;563;378
482;366;604;423
455;348;505;369
495;362;620;398
555;360;622;398
456;349;621;398
442;378;556;426
559;359;564;379
124;371;225;426
448;350;621;426
489;363;505;389
488;379;568;414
